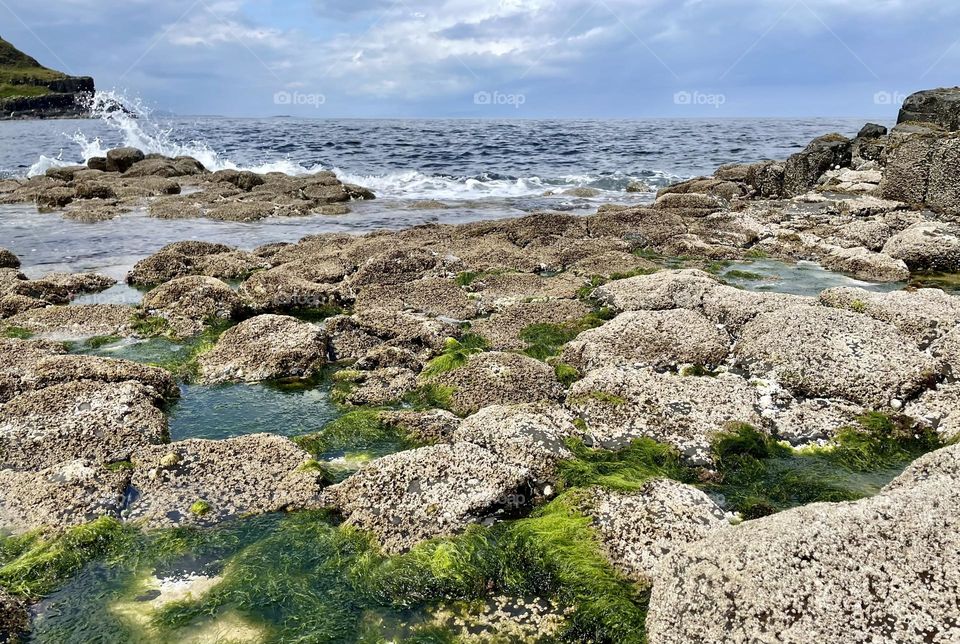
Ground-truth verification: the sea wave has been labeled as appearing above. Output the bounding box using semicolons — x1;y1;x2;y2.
24;90;676;199
27;91;325;178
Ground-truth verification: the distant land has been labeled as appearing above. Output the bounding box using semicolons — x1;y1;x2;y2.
0;37;94;120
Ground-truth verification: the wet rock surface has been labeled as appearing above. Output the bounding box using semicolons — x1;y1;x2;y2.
127;434;324;528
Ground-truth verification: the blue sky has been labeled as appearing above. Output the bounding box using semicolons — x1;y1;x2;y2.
2;0;958;118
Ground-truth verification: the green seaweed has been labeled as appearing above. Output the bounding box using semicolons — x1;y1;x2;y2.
83;334;123;349
188;501;212;517
705;419;943;519
519;309;613;360
824;412;942;471
420;334;488;378
723;269;764;281
569;390;626;407
553;363;581;387
295;410;418;459
557;438;695;493
130;314;172;339
2;326;32;339
455;271;480;287
0;518;135;598
403;383;456;412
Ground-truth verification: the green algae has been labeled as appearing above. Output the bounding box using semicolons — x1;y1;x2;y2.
705;418;944;519
2;326;32;339
0;518;136;599
295;410;419;462
557;438;695;493
553;363;581;387
519;309;614;360
420;334;488;378
402;383;456;412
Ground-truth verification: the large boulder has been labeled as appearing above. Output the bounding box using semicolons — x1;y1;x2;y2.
197;314;328;384
326;442;530;553
782;134;852;197
647;443;960;644
925;136;960;215
734;305;941;408
141;276;244;336
127;434;323;528
561;309;730;373
567;367;764;465
897;87;960;130
579;480;728;584
882;221;960;272
453;403;578;484
879;134;937;205
429;351;565;416
105;147;146;173
0;381;168;472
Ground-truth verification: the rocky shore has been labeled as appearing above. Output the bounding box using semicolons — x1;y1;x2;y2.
2;89;960;642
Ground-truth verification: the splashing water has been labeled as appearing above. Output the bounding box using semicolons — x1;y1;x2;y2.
27;90;323;177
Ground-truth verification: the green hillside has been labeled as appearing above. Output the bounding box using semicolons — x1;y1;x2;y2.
0;37;68;98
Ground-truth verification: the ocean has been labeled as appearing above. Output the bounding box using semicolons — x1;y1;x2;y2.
0;93;874;279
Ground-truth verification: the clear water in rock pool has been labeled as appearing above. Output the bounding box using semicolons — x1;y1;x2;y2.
713;259;906;297
169;381;340;441
26;513;449;643
77;337;342;442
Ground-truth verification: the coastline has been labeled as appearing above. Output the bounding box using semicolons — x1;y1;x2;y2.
0;89;959;641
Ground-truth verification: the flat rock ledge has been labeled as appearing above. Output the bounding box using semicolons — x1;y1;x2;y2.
647;443;960;644
127;434;325;528
578;480;728;584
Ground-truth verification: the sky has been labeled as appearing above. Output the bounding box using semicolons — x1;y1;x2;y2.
1;0;958;118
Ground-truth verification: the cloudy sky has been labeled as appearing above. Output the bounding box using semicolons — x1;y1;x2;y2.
2;0;957;117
